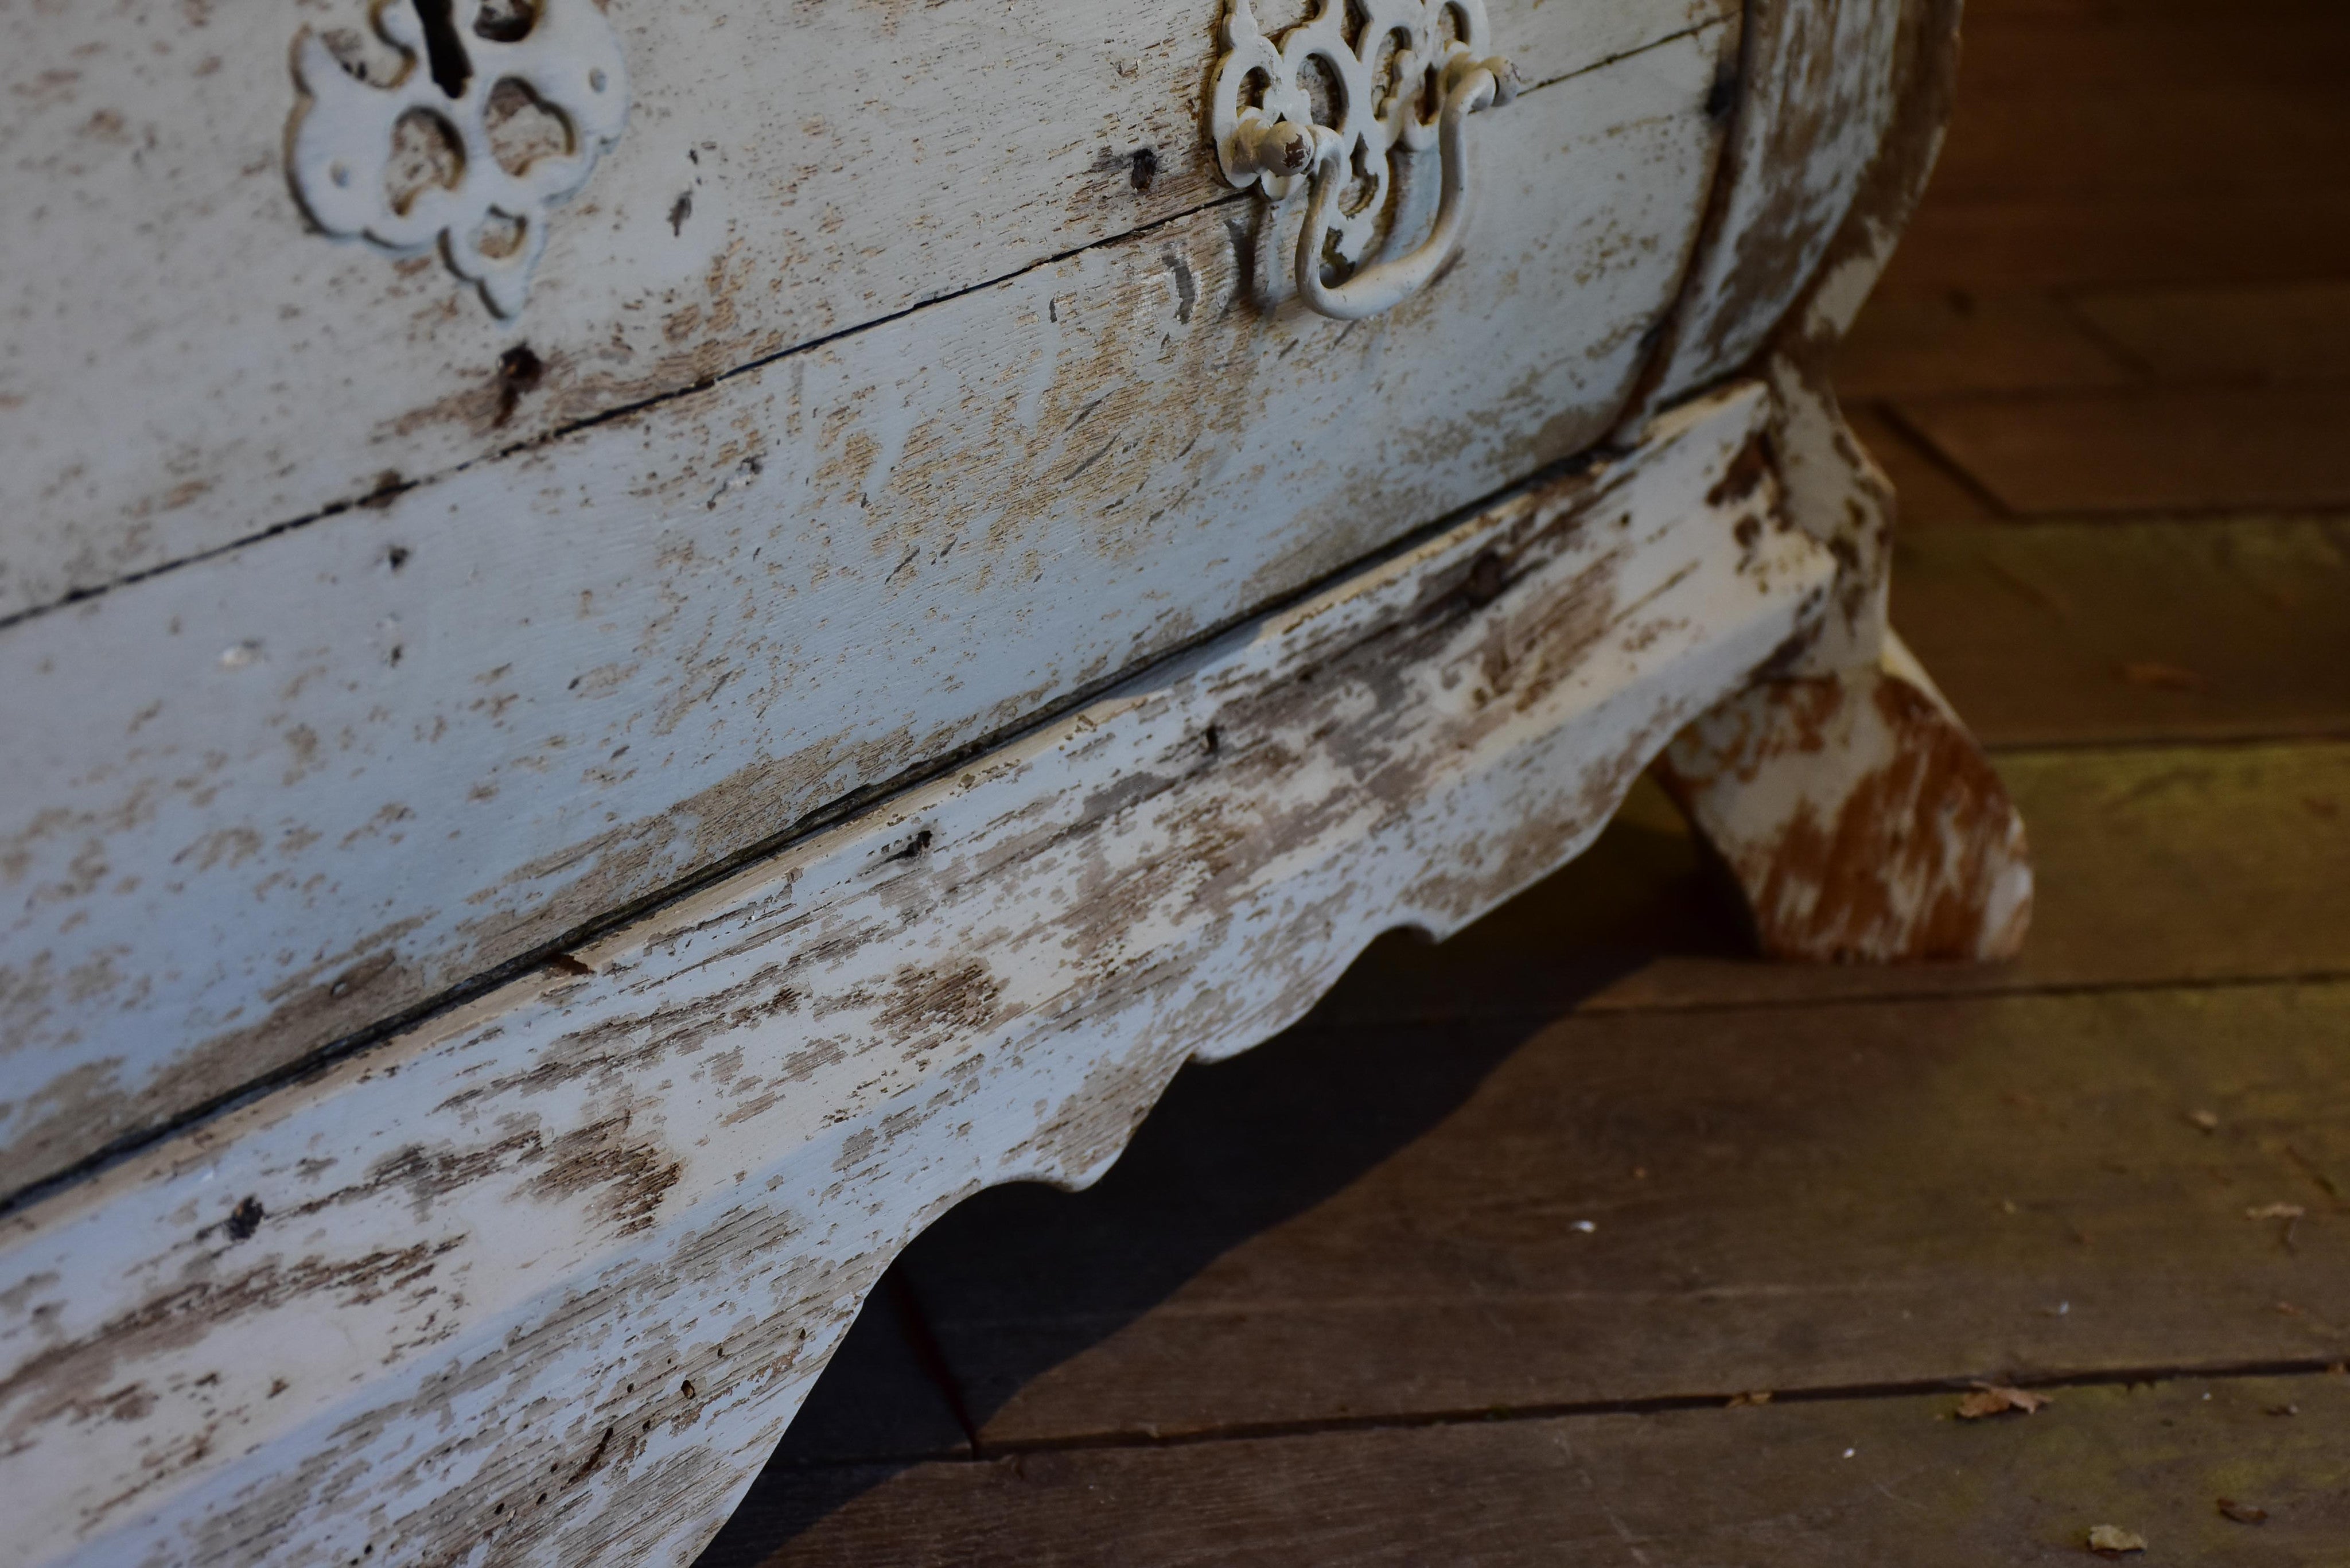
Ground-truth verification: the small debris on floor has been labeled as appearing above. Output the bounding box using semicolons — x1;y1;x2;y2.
2187;1110;2220;1133
2266;1403;2298;1417
2118;660;2204;691
1570;1220;1597;1233
1955;1383;2049;1419
2246;1203;2306;1220
2215;1497;2269;1525
2087;1524;2149;1557
1723;1390;1771;1408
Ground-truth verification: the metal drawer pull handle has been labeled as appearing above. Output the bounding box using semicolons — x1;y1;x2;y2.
1211;0;1518;321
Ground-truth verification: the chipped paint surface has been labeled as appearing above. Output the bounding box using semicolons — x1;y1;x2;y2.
0;385;1834;1568
1640;1;2021;964
1624;0;1923;419
0;25;1743;1195
1656;632;2032;962
0;0;1734;621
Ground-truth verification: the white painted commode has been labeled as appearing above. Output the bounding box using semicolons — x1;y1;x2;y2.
0;2;2023;1563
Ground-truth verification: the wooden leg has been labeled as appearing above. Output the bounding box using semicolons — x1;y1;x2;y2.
1655;632;2032;963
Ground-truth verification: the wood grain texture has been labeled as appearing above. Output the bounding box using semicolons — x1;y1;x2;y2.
0;0;1730;622
0;386;1834;1568
726;1374;2350;1566
1893;516;2350;746
1898;387;2350;514
1877;190;2350;298
1298;738;2350;1018
902;978;2350;1448
2069;281;2350;386
0;26;1741;1197
1835;292;2139;399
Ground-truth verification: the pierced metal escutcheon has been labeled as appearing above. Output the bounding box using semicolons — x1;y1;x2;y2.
287;0;629;318
1209;0;1518;320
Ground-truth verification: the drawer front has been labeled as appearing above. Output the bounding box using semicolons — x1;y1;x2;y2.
0;382;1834;1568
0;0;1729;621
1;16;1738;1192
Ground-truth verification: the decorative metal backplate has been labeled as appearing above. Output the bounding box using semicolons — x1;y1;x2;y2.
288;0;629;318
1208;0;1515;318
1211;0;1495;266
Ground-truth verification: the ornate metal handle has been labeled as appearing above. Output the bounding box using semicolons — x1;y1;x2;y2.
1210;0;1518;321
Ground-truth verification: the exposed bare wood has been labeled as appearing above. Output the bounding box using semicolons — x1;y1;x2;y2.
0;386;1833;1568
0;28;1741;1195
0;0;1730;622
1656;633;2031;962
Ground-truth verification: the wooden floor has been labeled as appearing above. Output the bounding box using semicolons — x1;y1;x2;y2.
697;4;2350;1562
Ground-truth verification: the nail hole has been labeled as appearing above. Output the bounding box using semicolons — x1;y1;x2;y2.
494;343;544;426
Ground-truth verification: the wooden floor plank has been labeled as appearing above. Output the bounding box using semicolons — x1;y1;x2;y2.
1846;404;2007;526
892;981;2350;1445
718;1373;2350;1567
1926;85;2350;207
1893;518;2350;746
690;3;2350;1559
1956;10;2350;96
1896;388;2350;513
2070;281;2350;387
1317;739;2350;1021
1835;294;2139;400
1875;193;2350;298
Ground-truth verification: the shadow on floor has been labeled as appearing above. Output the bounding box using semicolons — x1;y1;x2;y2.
694;795;1737;1565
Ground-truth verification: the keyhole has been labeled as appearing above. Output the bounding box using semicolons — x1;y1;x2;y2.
414;0;474;99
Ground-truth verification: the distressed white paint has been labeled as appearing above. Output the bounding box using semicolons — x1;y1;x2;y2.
0;0;1732;621
1632;0;1910;413
0;383;1834;1568
0;26;1741;1194
1658;631;2034;961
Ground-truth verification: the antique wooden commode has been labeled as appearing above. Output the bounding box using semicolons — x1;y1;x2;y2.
0;0;2027;1562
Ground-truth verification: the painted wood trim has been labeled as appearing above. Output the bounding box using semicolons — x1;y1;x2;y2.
0;382;1832;1568
1657;631;2033;962
0;0;1733;623
0;24;1742;1196
1625;0;1923;415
